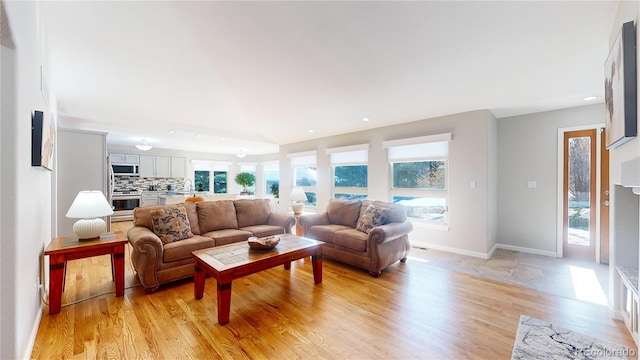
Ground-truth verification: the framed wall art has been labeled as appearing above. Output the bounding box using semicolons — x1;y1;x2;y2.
31;110;55;170
604;20;637;149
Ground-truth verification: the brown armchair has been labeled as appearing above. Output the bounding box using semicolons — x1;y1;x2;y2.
299;199;413;277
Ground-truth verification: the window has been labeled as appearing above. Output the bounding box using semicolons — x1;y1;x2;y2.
194;170;210;192
192;160;231;194
288;152;317;208
392;161;445;189
263;161;279;198
328;145;369;200
384;134;451;223
213;171;227;194
238;163;257;194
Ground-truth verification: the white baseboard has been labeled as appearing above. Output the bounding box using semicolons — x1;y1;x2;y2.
23;302;43;359
496;244;559;258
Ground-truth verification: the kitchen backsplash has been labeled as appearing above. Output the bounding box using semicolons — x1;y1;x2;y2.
114;176;186;192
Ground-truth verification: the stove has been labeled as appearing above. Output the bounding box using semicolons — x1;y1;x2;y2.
112;189;142;196
111;189;142;222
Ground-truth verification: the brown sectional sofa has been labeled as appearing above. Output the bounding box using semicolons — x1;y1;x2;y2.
299;199;413;277
127;199;295;291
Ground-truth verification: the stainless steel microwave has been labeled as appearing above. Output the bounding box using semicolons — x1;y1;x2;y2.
111;163;139;176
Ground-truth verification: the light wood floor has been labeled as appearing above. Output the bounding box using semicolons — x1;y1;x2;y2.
31;222;636;359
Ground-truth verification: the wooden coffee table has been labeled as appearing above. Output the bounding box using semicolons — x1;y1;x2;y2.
192;234;323;325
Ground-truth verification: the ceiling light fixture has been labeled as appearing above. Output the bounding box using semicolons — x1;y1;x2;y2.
235;148;247;158
168;130;175;134
362;117;370;122
135;139;152;151
308;130;315;133
583;96;598;101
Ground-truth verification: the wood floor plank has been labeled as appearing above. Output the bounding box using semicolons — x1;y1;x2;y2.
31;222;637;359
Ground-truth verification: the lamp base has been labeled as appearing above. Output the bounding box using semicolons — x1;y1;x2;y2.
291;202;305;215
73;218;107;240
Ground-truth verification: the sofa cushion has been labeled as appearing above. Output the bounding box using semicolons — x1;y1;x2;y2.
308;224;352;244
197;200;239;233
326;199;362;228
181;202;201;235
334;229;368;252
150;206;194;244
372;200;407;223
202;229;253;246
235;199;271;228
240;225;285;238
163;235;215;262
356;203;389;234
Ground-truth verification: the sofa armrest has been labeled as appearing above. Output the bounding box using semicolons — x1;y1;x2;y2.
268;212;296;234
127;226;163;290
298;213;330;236
368;221;414;245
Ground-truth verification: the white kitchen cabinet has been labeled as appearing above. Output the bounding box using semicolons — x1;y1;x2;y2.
139;155;156;177
156;156;171;177
139;155;172;178
171;157;187;178
141;192;159;206
109;153;139;164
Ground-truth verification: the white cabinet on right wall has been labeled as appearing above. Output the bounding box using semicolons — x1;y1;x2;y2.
140;155;186;178
171;157;186;178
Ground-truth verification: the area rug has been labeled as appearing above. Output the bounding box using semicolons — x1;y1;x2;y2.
511;315;634;359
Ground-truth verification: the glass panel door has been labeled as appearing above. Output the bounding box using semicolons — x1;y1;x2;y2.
563;129;596;260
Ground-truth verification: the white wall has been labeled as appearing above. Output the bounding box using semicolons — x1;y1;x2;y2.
1;1;56;358
497;104;605;254
279;110;497;257
607;0;640;316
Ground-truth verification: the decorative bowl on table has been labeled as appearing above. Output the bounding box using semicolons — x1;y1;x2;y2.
248;235;280;250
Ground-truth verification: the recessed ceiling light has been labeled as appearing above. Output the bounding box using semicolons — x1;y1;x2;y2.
583;96;598;101
362;117;370;122
308;130;315;133
168;130;175;134
196;134;201;137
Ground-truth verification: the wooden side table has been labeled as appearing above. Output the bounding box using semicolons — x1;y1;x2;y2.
44;231;128;314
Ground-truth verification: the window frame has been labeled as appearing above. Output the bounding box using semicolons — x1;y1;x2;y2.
384;134;451;225
288;152;318;209
332;163;368;200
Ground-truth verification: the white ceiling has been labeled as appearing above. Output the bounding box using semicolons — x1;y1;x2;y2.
41;1;617;155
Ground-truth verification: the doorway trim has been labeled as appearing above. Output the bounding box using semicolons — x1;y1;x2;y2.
556;123;605;260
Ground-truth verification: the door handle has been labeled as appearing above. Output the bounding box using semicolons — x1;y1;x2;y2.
604;190;610;196
603;200;610;206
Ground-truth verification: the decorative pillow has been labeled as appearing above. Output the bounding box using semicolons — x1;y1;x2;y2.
150;206;193;244
356;204;389;234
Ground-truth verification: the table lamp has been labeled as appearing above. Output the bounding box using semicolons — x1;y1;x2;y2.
65;190;114;240
289;187;308;215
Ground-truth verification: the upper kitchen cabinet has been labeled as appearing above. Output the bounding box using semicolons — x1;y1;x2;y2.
140;155;186;178
171;157;187;178
109;153;139;164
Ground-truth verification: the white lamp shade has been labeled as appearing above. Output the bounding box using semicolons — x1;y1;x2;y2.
289;187;308;202
66;190;114;219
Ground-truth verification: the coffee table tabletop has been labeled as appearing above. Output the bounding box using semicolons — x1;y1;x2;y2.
192;234;324;325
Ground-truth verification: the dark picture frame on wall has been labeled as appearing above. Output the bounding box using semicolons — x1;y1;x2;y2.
31;110;54;170
604;20;637;149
